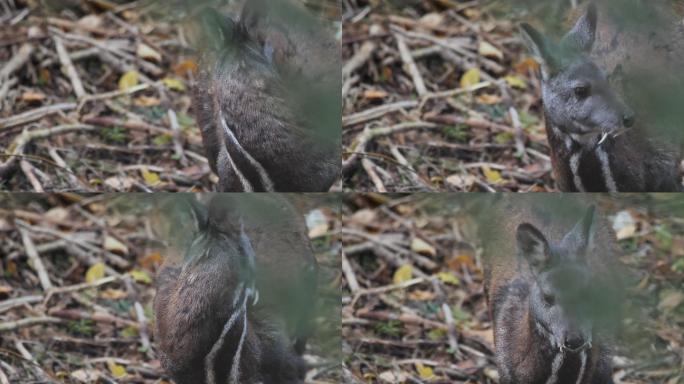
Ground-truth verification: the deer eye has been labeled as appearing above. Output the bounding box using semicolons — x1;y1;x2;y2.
574;85;591;99
543;293;556;306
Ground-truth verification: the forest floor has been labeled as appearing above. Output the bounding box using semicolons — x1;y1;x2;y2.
0;0;340;192
341;0;684;192
0;194;341;383
342;194;684;383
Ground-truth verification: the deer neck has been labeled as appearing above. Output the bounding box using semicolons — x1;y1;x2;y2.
546;123;620;192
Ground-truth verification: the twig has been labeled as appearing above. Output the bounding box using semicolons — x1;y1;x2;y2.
341;251;360;293
342;100;419;127
53;35;86;99
167;108;188;166
0;43;33;82
361;158;387;192
395;33;427;97
18;228;53;290
0;317;62;332
0;103;77;130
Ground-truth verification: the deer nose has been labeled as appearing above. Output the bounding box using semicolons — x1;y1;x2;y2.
564;334;585;350
622;111;635;128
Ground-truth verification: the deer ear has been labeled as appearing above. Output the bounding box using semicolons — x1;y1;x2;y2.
517;223;551;274
562;205;596;256
563;3;597;52
520;23;560;78
240;0;267;30
198;7;238;50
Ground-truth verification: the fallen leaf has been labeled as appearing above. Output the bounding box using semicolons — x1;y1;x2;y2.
306;209;329;238
349;208;377;226
141;168;161;186
134;96;161;107
107;360;127;378
437;272;460;286
460;68;481;89
137;43;161;62
173;59;199;76
139;252;163;269
515;57;540;74
478;41;503;60
162;77;186;92
482;166;503;184
71;369;101;383
411;238;436;256
658;289;684;313
419;13;444;28
77;14;102;29
100;289;127;300
612;210;637;240
415;363;435;380
104;235;129;255
85;263;105;283
21;91;46;102
445;174;476;189
363;89;388;99
504;75;527;89
118;70;139;91
129;269;152;284
393;264;413;284
104;176;134;191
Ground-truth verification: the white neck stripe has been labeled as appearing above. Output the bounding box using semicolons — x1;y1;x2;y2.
220;113;275;192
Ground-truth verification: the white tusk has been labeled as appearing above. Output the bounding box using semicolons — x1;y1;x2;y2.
598;133;608;145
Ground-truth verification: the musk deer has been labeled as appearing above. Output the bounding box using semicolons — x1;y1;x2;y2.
194;0;341;192
154;195;316;384
482;197;621;384
521;3;682;192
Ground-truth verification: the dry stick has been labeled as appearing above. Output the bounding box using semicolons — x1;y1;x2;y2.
0;295;43;314
134;302;153;358
13;340;52;382
0;316;62;332
395;33;427;97
342;40;376;78
19;160;44;192
0;77;17;111
167;108;188;166
18;228;53;291
442;303;461;357
341;251;360;293
0;365;8;384
44;275;121;303
389;145;434;191
344;121;439;172
0;102;77;130
0;43;33;82
50;27;164;77
76;82;152;112
0;124;96;180
48;148;89;191
361;158;387;192
419;81;493;109
342;100;419;127
53;35;86;99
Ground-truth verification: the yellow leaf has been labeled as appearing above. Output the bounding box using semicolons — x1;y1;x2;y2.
460;68;480;89
437;272;460;286
85;263;105;283
141;168;161;186
118;70;139;91
393;264;413;284
100;288;127;300
162;77;186;92
129;269;152;284
482;166;503;184
415;363;435;379
104;235;129;254
411;238;436;256
504;75;527;89
478;41;503;60
107;360;127;378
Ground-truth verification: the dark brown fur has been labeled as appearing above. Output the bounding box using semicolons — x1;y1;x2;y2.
154;195;316;383
194;0;341;192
